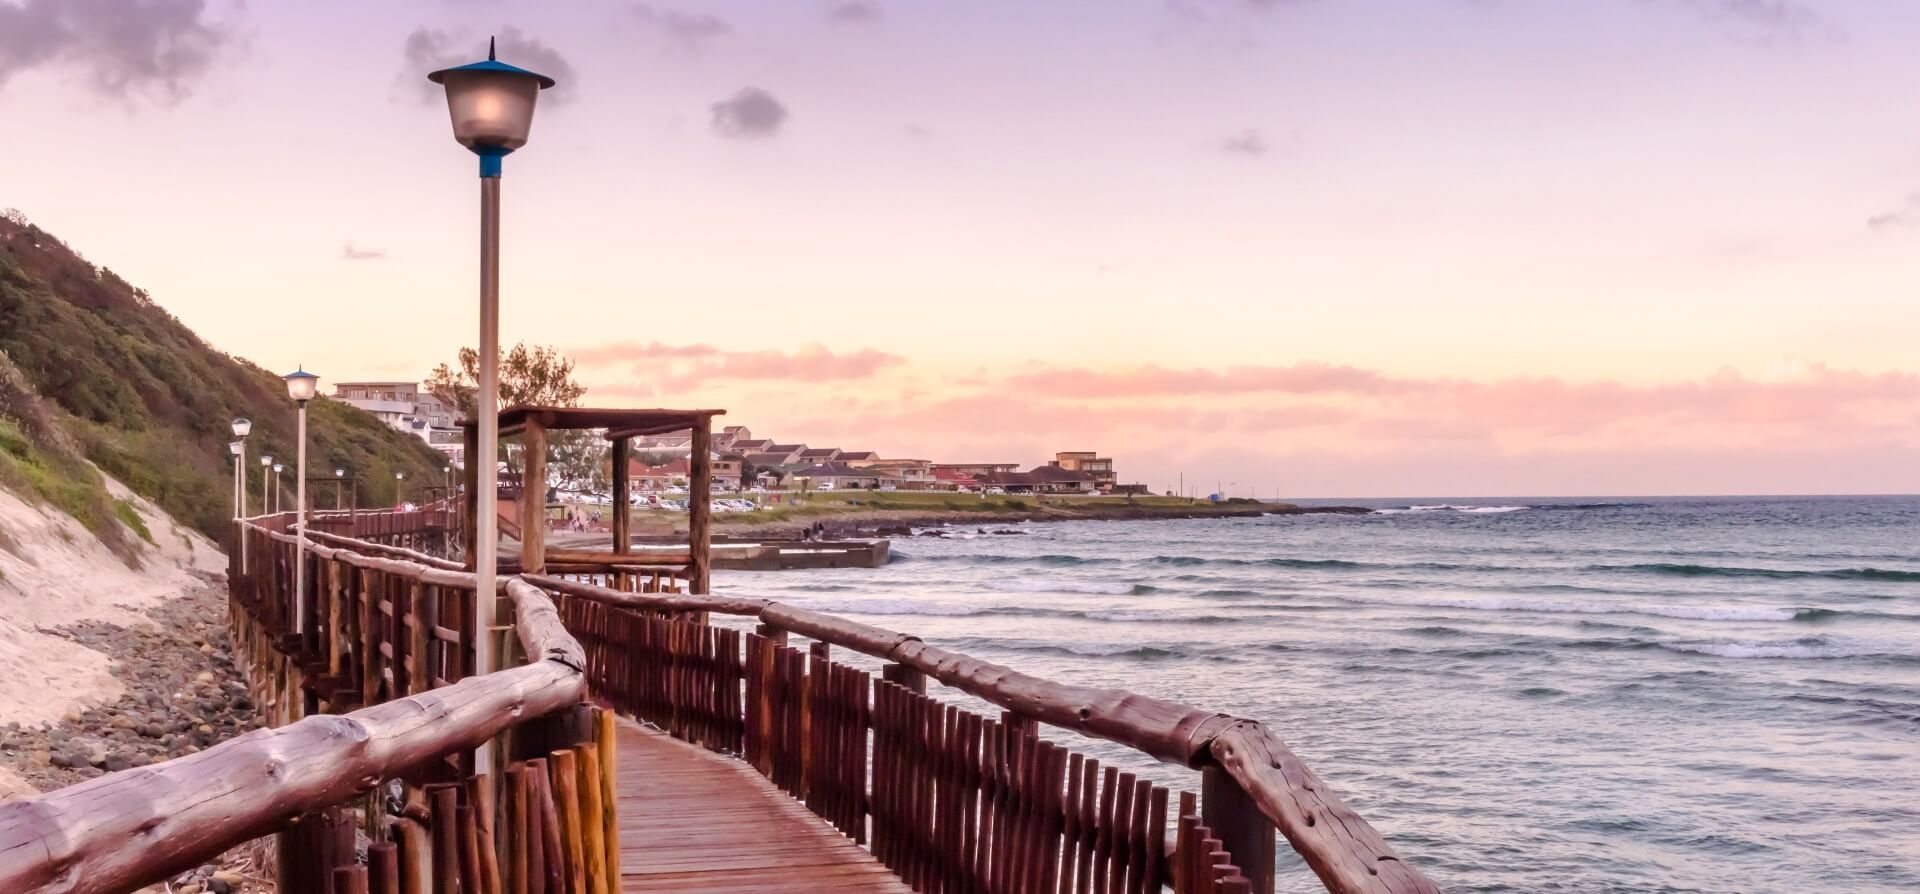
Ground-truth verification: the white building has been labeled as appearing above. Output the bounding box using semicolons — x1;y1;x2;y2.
333;381;464;463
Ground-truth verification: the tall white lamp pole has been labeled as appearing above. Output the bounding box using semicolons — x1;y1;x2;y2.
429;40;556;776
284;369;319;637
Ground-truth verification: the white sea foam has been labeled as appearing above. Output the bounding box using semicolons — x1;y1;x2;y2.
1662;639;1911;661
1375;504;1531;515
791;597;987;617
987;578;1137;596
1345;593;1803;622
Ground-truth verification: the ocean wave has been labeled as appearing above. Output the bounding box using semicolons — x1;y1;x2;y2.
945;637;1197;660
1335;593;1816;622
985;578;1151;596
1661;638;1917;661
1374;504;1530;515
1594;563;1920;583
900;553;1116;566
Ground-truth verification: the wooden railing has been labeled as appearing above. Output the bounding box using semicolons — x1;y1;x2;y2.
533;573;1443;894
0;512;1440;894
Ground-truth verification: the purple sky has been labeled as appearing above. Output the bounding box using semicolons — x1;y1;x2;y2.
2;0;1916;495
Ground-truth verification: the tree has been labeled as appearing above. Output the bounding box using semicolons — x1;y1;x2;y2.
428;342;602;491
730;454;757;487
427;342;586;417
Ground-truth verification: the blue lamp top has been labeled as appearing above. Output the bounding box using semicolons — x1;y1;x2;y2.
427;37;556;90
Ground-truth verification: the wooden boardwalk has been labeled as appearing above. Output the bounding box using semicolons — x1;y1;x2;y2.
613;720;911;892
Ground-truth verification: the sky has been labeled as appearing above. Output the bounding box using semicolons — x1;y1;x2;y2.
2;0;1917;497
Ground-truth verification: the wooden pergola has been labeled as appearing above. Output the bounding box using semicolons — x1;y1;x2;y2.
460;405;726;593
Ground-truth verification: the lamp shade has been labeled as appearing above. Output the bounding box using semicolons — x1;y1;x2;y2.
274;463;284;473
228;440;244;456
260;455;272;466
284;368;319;402
335;468;345;477
428;42;555;153
231;417;252;438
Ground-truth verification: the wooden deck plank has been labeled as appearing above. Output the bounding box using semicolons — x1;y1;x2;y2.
614;721;911;892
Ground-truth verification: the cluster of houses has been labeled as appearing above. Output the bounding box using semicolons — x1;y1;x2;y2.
328;381;1142;496
631;427;1140;495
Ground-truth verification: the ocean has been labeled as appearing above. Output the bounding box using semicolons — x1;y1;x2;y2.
713;495;1920;893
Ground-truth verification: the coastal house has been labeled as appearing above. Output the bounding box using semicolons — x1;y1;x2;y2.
797;447;842;465
932;467;983;491
933;462;1021;478
836;450;881;465
634;432;696;455
727;438;774;454
792;462;887;490
1050;451;1117;493
333;381;464;463
861;458;935;488
760;443;808;464
626;455;742;490
716;425;753;450
1025;464;1099;494
628;457;689;491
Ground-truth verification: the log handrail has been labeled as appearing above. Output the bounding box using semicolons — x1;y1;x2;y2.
521;572;1439;893
0;531;586;893
1;514;1436;894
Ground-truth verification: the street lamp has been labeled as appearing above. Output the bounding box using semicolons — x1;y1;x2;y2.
396;470;407;506
230;417;251;571
259;455;272;514
272;462;284;514
284;368;319;637
430;39;556;738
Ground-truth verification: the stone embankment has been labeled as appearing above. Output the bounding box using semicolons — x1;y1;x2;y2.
0;581;264;893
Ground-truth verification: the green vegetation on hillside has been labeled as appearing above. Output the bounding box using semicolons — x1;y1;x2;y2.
0;212;452;540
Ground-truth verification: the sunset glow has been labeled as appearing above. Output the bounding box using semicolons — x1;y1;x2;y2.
4;0;1916;495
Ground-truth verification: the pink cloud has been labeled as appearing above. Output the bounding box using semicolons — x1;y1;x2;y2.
1007;362;1416;398
573;341;906;390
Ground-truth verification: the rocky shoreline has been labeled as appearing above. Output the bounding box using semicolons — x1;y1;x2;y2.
0;580;264;892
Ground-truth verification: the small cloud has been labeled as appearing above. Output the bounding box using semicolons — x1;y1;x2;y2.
401;26;577;105
828;2;883;24
1642;0;1832;42
1220;129;1270;157
710;87;788;139
631;5;731;48
341;242;386;261
1868;193;1920;232
0;0;235;102
904;123;932;139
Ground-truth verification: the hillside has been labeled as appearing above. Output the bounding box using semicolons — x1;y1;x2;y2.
0;211;450;541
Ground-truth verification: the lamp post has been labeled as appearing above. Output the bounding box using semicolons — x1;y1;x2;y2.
284;368;319;638
396;470;407;507
231;418;251;570
259;455;272;514
273;463;285;514
430;40;556;756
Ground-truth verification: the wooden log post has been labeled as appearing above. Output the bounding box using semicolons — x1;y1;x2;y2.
610;437;630;557
393;817;432;894
688;421;712;597
275;806;354;894
521;420;547;575
1202;765;1275;894
753;623;788;647
462;423;481;567
882;662;926;695
368;841;400;894
549;749;588;894
427;784;462;894
596;708;622;888
576;743;610;894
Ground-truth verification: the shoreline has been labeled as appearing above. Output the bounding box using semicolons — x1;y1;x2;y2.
715;499;1371;539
